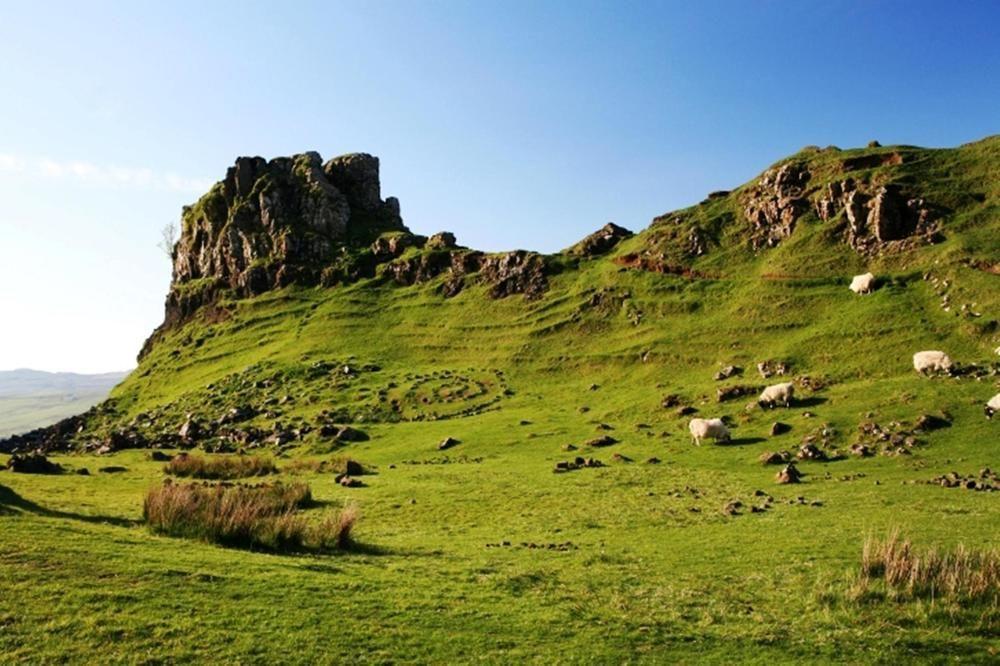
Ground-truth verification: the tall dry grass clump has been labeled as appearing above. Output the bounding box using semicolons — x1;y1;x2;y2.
283;455;365;476
164;453;277;480
857;530;1000;602
143;481;357;552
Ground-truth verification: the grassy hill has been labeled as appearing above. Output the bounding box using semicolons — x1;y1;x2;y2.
1;137;998;662
0;369;128;438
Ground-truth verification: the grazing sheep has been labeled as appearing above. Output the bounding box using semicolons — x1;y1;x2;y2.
913;350;954;376
758;382;795;409
987;393;1000;420
688;418;731;446
849;272;876;294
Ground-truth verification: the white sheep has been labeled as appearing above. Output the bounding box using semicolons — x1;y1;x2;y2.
913;350;954;376
688;418;731;446
987;393;1000;420
758;382;795;409
849;272;876;294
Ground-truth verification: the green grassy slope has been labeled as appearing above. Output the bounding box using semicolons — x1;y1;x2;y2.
1;138;999;662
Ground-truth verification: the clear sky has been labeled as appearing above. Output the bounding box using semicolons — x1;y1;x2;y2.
1;1;998;373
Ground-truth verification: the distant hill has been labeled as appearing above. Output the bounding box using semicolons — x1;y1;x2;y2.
0;369;128;437
3;137;998;453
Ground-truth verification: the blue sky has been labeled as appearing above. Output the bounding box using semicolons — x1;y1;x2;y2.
1;1;998;373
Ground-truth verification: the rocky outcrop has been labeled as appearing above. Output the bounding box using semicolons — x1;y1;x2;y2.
742;162;811;250
740;158;939;255
142;152;410;358
370;232;425;263
172;152;404;302
384;249;548;300
478;251;548;300
385;250;460;287
143;149;559;359
815;180;938;253
569;223;633;257
427;232;458;250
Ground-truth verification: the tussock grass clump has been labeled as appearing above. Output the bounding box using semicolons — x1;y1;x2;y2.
856;530;1000;602
164;453;277;479
143;481;357;552
283;455;366;476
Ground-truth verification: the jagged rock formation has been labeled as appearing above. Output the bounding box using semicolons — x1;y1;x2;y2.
384;249;548;300
743;163;811;250
815;181;938;253
170;152;404;305
612;212;711;276
142;152;556;359
569;223;633;256
742;160;939;254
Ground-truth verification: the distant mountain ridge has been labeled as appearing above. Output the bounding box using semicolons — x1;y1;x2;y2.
0;369;128;437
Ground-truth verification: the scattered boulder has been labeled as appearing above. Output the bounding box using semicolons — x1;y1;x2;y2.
661;394;682;408
713;365;742;381
337;475;363;488
148;451;173;462
717;385;757;402
770;422;791;436
586;435;618;448
553;456;604;473
797;443;828;461
929;469;999;491
438;437;460;451
332;426;368;442
179;415;202;442
757;360;788;379
849;443;873;457
722;500;743;516
4;453;63;474
914;413;951;432
759;450;791;465
776;463;802;484
218;405;256;426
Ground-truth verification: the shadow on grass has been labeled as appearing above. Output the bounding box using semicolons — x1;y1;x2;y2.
0;482;138;528
287;540;394;568
794;396;828;408
723;437;767;447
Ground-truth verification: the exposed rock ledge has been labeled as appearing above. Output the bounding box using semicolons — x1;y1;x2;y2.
742;161;941;253
141;151;556;359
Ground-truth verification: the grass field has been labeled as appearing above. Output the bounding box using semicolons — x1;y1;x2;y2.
1;139;998;662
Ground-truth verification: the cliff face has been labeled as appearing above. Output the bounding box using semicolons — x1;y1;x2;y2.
742;156;940;254
142;150;553;360
162;152;404;327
